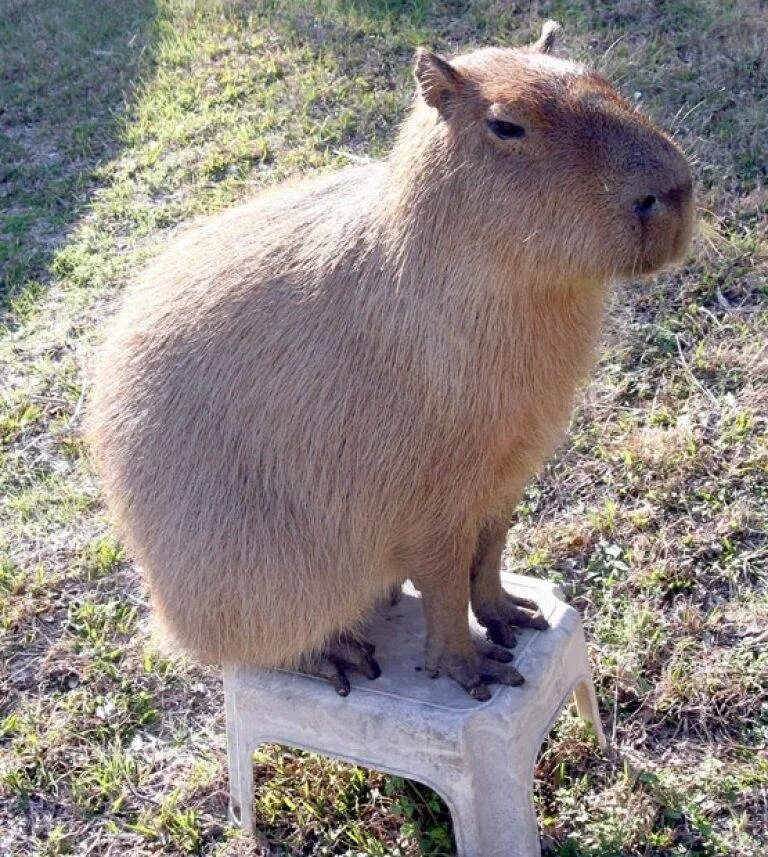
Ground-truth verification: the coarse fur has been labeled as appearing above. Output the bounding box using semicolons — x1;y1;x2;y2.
87;24;693;688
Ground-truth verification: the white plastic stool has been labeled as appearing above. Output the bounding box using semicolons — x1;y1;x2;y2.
224;573;606;856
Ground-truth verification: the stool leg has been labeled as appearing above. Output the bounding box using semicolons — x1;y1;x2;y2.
574;678;607;749
442;748;541;857
224;667;256;832
568;625;607;749
228;737;255;832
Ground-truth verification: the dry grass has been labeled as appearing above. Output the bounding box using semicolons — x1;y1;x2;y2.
1;1;766;854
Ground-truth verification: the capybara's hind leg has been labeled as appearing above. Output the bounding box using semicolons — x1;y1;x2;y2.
298;632;381;697
470;519;548;649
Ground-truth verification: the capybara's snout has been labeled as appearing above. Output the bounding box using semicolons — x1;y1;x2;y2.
622;141;694;273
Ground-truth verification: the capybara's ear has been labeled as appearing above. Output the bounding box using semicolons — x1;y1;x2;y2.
413;47;465;115
530;20;561;54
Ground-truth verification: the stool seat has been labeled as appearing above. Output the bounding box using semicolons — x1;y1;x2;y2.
224;573;606;857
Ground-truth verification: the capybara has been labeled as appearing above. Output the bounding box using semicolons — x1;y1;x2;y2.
88;22;694;699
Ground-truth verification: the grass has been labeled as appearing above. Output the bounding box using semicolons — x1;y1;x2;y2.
1;0;766;854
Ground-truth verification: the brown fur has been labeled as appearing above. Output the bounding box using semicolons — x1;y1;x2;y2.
87;27;693;685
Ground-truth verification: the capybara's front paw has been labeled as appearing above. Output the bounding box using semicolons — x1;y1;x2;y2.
426;648;524;701
474;592;549;648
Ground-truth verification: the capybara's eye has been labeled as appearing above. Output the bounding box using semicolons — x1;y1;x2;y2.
487;119;526;139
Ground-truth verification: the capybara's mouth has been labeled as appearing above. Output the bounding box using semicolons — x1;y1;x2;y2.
672;212;695;262
628;205;694;278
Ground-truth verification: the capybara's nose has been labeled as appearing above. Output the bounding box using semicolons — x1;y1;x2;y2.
633;193;659;219
633;179;692;220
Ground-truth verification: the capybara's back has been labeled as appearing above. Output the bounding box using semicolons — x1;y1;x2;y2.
89;165;407;666
88;24;693;690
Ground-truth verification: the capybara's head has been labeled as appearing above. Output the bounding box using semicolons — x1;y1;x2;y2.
409;21;694;283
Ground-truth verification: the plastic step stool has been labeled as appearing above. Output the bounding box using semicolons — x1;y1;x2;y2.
224;572;606;856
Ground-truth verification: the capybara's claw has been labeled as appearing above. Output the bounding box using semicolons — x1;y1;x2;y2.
476;592;549;648
426;648;524;699
479;660;524;687
484;620;518;649
468;680;492;701
329;667;351;697
505;593;549;630
474;636;514;662
527;610;549;631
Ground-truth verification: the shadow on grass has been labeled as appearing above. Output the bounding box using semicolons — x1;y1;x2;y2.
0;0;161;321
0;0;465;325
